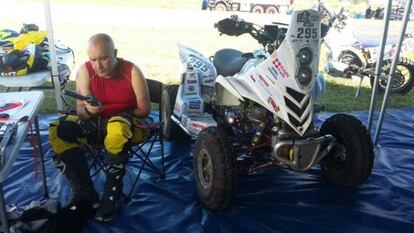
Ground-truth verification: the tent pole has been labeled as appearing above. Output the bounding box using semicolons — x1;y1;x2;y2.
367;0;392;133
374;0;413;145
43;0;63;111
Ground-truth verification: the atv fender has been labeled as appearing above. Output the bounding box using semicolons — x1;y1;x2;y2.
215;75;244;106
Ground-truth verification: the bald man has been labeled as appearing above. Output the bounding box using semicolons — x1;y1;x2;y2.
48;33;150;222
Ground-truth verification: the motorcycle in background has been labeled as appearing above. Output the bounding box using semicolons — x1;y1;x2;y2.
320;1;414;95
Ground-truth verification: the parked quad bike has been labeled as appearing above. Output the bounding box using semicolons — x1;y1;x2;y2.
162;10;374;210
320;0;414;95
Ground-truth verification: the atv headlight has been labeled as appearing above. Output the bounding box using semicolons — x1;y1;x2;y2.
297;47;313;65
297;67;313;86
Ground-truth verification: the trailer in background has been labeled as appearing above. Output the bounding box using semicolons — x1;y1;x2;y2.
208;0;293;14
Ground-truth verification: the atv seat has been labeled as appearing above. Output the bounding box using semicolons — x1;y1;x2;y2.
353;31;398;47
213;49;251;77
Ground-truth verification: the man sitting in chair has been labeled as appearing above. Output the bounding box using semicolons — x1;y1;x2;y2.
49;33;150;222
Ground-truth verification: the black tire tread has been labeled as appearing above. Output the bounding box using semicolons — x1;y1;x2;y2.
320;114;374;187
162;85;185;140
370;57;414;95
193;126;236;210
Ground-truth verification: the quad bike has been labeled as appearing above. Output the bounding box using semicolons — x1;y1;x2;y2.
162;9;374;210
319;0;414;95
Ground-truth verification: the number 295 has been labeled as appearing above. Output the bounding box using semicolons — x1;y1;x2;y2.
297;28;318;39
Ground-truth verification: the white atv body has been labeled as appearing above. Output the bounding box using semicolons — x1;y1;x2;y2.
162;9;374;211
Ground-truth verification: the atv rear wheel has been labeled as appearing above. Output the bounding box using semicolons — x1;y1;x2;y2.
162;85;185;140
320;114;374;187
370;58;414;94
193;127;236;210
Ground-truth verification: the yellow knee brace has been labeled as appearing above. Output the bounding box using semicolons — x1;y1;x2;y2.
104;116;133;155
49;115;83;155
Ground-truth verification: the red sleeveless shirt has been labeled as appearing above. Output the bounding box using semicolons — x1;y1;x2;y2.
85;58;136;118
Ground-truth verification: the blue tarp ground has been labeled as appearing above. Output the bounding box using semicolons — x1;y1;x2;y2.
3;108;414;233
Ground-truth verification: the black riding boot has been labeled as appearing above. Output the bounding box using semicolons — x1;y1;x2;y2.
95;151;129;222
53;148;99;214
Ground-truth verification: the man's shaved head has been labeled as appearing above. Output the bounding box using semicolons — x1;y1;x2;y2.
88;33;115;52
87;33;118;78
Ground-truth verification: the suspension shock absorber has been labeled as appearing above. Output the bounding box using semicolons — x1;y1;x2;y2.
251;121;267;146
247;106;267;146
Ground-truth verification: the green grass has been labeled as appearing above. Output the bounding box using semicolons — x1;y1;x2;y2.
2;0;413;114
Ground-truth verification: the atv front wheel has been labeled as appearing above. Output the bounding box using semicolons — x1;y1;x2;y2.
370;58;414;94
320;114;374;187
193;127;236;210
161;85;185;140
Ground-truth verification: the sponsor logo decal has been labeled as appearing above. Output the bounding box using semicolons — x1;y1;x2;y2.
189;99;201;110
272;58;289;78
267;97;280;112
187;79;198;84
189;99;201;104
258;74;269;87
268;67;279;80
189;104;200;109
204;78;214;83
250;75;256;82
297;11;311;23
192;123;206;130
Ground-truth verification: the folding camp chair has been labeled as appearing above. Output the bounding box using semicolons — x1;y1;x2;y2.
73;79;165;200
126;79;165;200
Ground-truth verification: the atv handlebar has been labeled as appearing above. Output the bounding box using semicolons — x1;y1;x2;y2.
215;16;253;37
215;15;284;50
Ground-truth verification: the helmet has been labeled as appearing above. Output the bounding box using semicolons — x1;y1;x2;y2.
4;31;48;52
0;29;19;51
0;44;48;76
0;29;19;40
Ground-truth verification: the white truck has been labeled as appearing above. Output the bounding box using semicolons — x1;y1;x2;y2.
208;0;293;14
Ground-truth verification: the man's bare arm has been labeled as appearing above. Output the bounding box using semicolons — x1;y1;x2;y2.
130;65;150;118
76;64;100;119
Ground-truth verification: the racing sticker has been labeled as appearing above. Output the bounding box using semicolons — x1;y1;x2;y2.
272;58;289;78
251;72;274;99
264;74;275;85
297;11;311;23
295;11;319;40
267;97;280;112
250;74;256;82
258;74;269;87
189;54;209;72
203;77;214;84
268;66;279;80
191;123;206;131
189;99;201;110
187;79;198;84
